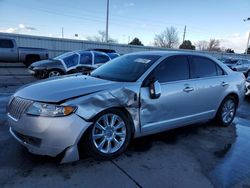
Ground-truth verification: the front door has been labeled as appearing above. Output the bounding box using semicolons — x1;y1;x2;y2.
140;55;195;134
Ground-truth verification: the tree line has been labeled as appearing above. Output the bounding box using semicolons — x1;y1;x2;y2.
87;28;250;54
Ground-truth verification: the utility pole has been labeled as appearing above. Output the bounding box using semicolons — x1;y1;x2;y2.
246;32;250;54
105;0;109;43
61;27;64;38
244;18;250;54
182;25;186;43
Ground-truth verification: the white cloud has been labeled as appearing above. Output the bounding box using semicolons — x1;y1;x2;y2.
219;32;249;53
19;24;25;29
0;24;36;34
124;2;135;7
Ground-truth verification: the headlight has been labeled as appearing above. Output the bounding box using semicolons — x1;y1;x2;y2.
26;102;76;117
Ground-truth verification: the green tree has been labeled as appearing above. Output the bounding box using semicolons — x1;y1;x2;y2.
129;37;143;46
179;40;195;50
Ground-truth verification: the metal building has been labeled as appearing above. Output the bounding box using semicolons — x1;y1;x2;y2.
0;32;249;60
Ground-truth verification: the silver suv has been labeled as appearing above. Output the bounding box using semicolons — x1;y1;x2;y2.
7;51;246;163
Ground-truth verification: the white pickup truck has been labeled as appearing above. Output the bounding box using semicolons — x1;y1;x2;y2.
0;38;49;66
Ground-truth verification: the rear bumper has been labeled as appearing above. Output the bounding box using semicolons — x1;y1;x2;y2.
8;113;91;157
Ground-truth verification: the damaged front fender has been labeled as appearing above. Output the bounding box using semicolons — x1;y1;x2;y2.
63;84;142;137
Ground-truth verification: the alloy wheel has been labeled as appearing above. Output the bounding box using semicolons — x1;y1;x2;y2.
48;71;61;77
92;113;127;154
221;99;236;124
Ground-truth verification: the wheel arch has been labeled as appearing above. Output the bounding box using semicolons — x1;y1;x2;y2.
89;106;135;138
76;106;135;159
217;92;239;114
77;106;135;145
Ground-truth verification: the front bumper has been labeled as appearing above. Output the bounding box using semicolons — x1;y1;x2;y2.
28;69;35;75
7;113;91;157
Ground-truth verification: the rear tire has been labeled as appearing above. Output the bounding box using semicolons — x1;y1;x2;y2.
215;96;237;127
24;55;40;67
83;109;132;160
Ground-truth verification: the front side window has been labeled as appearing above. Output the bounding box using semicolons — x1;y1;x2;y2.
94;52;110;64
63;54;79;68
0;39;14;48
190;56;217;78
79;52;92;65
152;56;190;83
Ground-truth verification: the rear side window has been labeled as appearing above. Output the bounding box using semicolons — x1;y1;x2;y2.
153;56;190;83
190;56;217;78
242;60;249;64
216;65;224;76
108;53;120;59
79;52;92;65
0;39;14;48
63;54;79;68
94;52;110;64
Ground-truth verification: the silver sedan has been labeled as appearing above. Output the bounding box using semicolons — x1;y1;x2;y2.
7;51;246;163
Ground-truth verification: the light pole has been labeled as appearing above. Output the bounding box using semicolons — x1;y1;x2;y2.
244;18;250;54
105;0;109;43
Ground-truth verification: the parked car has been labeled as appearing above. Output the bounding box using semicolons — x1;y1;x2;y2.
0;38;49;66
7;51;245;163
223;58;250;77
28;50;119;78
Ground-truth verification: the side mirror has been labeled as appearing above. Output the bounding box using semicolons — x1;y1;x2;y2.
149;80;161;99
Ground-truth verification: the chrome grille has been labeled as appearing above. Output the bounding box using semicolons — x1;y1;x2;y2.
8;97;33;120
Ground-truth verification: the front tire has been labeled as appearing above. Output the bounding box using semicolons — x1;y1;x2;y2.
215;96;237;127
48;70;62;78
85;109;132;159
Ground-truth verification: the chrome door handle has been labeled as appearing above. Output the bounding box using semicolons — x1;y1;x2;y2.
221;81;229;87
183;87;194;92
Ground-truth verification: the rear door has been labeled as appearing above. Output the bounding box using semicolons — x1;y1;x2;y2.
0;39;18;62
93;52;111;66
187;55;228;117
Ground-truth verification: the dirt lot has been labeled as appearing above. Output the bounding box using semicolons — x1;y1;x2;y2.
1;64;250;188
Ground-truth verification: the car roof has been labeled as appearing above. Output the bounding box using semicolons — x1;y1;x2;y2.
86;48;116;53
127;50;214;58
74;50;109;55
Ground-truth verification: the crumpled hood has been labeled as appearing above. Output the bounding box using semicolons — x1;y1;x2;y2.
14;75;119;103
30;59;60;67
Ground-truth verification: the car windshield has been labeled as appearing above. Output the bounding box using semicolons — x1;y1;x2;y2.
90;54;161;82
53;52;76;60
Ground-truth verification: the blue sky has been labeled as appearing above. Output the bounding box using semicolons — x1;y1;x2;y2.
0;0;250;52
